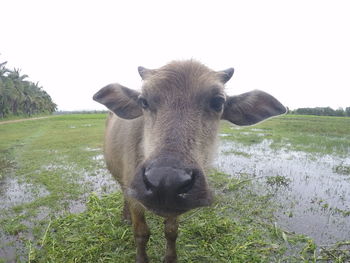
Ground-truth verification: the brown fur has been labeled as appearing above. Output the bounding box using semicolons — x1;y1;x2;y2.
94;60;286;263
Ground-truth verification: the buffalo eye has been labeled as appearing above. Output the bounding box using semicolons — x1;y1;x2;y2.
138;96;149;110
210;96;226;112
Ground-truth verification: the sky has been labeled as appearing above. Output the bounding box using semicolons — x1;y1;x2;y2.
1;0;349;111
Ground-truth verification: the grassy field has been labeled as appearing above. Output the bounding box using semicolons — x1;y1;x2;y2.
0;114;349;262
221;115;350;157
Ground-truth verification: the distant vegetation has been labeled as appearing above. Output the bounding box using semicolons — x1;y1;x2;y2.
54;110;108;115
289;106;350;117
0;60;56;118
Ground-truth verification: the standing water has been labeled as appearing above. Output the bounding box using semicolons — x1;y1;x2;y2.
215;138;350;245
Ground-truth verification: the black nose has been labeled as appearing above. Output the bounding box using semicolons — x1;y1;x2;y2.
143;167;196;197
128;156;213;215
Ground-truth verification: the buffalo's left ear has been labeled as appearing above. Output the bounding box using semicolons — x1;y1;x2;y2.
217;68;234;83
93;83;142;119
138;66;156;80
222;90;287;126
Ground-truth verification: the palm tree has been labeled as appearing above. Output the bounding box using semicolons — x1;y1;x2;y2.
0;59;57;118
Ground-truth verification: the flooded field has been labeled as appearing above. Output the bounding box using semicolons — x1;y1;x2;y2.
1;114;349;262
216;138;350;245
0;114;115;262
0;148;117;262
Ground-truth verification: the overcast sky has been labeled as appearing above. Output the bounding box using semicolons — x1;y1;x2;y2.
1;0;349;111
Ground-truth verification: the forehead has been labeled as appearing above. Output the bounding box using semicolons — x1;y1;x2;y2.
142;61;224;96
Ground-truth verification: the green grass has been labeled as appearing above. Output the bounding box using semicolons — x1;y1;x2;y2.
222;149;251;158
29;172;314;263
266;175;291;188
0;114;106;211
0;114;349;262
0;113;51;122
29;172;349;262
221;115;350;156
333;163;350;175
0;114;107;261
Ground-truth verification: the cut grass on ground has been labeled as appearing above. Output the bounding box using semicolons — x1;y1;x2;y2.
31;172;349;262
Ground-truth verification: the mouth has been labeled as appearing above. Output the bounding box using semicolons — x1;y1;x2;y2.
126;188;213;216
147;206;188;217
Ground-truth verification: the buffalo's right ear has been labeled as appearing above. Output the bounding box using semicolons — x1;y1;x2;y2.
222;90;286;126
93;83;142;119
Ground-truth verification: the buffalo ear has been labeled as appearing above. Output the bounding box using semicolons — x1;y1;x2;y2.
217;68;234;83
222;90;286;126
138;66;156;80
93;83;142;119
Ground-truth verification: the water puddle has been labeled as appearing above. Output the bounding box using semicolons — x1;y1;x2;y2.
40;152;118;212
0;178;49;211
0;152;117;213
2;136;349;260
0;149;118;261
215;138;350;245
0;235;25;263
85;147;100;152
92;154;104;161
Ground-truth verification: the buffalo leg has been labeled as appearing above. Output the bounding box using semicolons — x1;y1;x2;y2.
130;204;150;263
164;217;178;263
122;199;131;224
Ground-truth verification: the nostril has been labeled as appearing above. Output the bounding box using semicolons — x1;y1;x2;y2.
143;168;154;192
177;170;195;195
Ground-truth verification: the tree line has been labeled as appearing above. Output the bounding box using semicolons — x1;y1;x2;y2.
289;107;350;117
0;60;56;118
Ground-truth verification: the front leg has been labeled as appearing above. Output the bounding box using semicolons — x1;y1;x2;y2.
122;199;132;224
130;203;150;263
164;216;179;263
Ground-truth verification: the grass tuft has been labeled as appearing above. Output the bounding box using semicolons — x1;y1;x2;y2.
333;164;350;175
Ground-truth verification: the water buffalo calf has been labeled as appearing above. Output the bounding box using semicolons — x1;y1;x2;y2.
93;60;286;263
